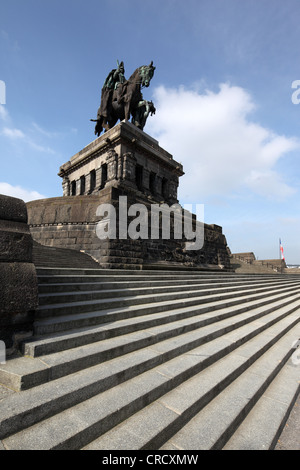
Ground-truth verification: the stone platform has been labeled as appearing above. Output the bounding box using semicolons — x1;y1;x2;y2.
27;121;231;271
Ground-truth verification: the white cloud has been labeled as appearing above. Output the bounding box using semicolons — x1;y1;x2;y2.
1;124;55;153
147;83;299;202
245;170;296;200
0;104;9;121
2;127;25;139
26;139;56;154
0;183;46;202
31;122;60;139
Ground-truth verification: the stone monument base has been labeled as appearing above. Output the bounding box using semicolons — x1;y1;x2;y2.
27;122;231;271
27;191;231;271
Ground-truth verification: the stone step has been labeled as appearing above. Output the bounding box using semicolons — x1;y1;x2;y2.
1;267;299;450
83;319;300;451
37;279;298;305
35;262;100;268
223;354;300;450
36;273;287;287
1;310;298;450
36;266;284;278
32;243;101;269
35;282;300;320
25;291;300;357
36;270;300;290
37;276;292;294
33;284;300;335
2;302;288;439
0;296;298;392
160;325;300;451
33;254;98;261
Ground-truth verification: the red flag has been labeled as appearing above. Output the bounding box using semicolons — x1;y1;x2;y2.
279;238;285;260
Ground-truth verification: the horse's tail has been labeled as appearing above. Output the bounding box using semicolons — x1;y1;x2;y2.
92;117;103;137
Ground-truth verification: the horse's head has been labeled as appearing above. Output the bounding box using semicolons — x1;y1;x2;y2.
139;61;156;88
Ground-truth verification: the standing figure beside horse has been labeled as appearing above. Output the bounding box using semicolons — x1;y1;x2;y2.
91;61;156;136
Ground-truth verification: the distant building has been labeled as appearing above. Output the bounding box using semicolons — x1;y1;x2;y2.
231;252;256;263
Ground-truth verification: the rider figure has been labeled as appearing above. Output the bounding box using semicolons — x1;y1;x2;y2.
98;61;126;120
103;61;125;89
102;61;126;104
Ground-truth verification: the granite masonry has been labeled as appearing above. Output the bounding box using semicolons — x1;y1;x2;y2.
27;121;231;270
0;194;38;351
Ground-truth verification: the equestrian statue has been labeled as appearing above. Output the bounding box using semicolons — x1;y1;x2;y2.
91;61;156;137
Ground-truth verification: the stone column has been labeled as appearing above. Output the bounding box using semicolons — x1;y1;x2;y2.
106;150;119;183
95;167;102;190
169;178;179;204
76;179;81;196
117;153;124;181
62;176;70;197
85;173;91;194
122;152;137;186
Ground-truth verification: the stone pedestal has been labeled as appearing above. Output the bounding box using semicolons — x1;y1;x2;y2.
58;120;184;205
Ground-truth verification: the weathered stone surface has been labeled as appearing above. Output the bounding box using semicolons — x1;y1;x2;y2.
58;121;183;206
0;263;38;316
0;194;38;350
27;193;110;226
27;188;231;270
0;221;33;262
0;194;28;223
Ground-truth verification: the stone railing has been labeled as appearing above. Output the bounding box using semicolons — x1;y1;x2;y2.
0;194;38;354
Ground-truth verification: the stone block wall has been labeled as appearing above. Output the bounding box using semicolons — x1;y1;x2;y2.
27;190;111;264
0;195;38;352
27;186;231;271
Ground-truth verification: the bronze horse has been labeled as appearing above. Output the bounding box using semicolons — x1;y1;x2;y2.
92;62;156;136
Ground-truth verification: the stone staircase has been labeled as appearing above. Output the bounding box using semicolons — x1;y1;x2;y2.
0;267;299;450
32;241;101;269
230;256;281;274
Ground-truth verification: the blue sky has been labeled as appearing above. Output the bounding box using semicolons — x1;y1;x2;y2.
1;0;300;263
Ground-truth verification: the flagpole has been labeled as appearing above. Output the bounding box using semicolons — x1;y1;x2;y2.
279;238;282;273
279;238;281;259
